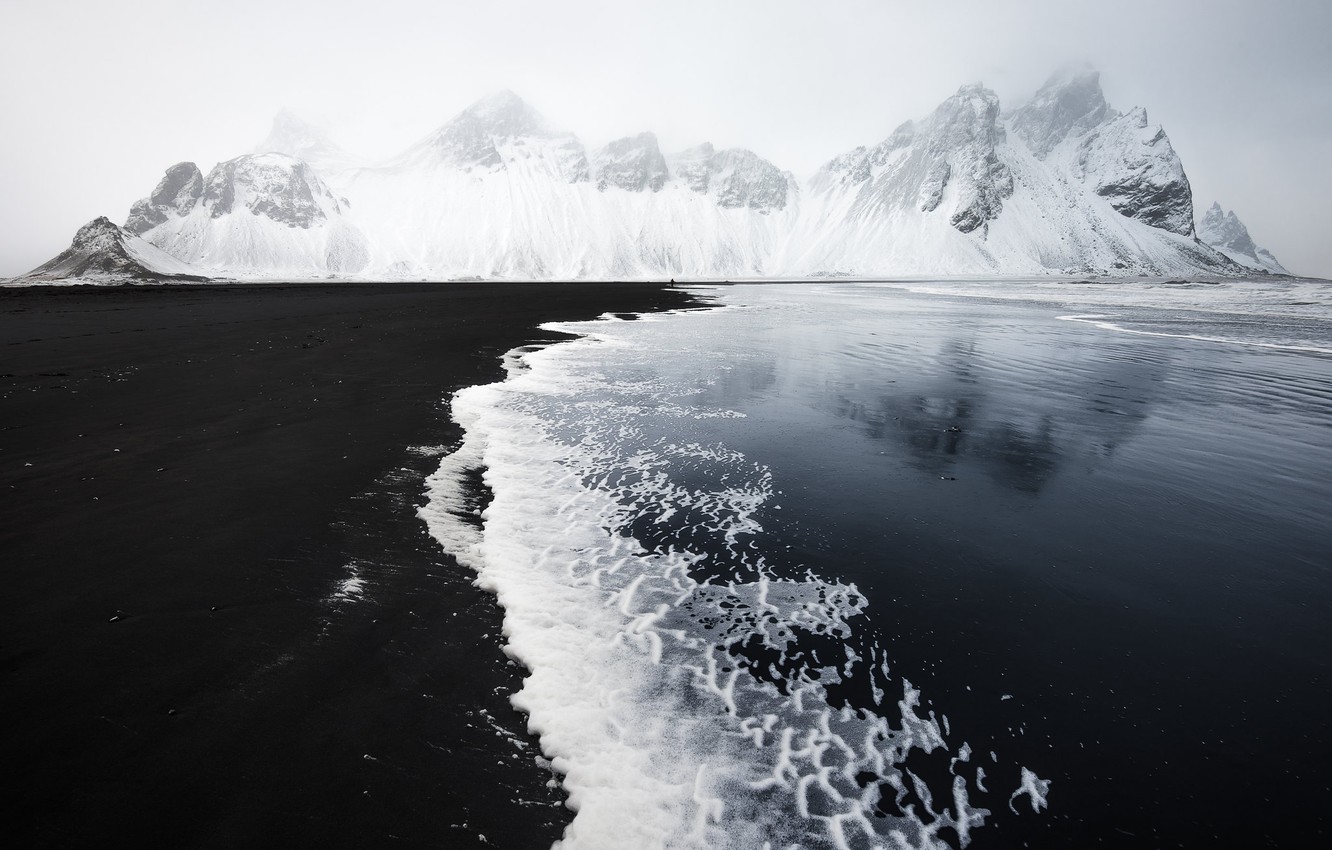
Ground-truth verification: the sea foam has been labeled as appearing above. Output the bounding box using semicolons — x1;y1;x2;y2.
420;308;1022;849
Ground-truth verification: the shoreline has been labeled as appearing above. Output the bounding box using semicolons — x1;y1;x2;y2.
1;282;700;847
408;280;1332;848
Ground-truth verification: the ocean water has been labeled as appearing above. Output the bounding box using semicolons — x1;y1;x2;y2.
421;279;1332;849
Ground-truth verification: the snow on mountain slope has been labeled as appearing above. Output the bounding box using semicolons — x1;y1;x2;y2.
398;89;591;183
126;162;205;236
1012;69;1196;236
1199;202;1287;274
127;153;369;277
592;132;669;192
1009;69;1114;159
85;72;1283;282
334;94;797;279
1072;106;1195;237
666;143;793;212
13;216;209;284
784;70;1233;276
779;85;1016;275
342;154;794;280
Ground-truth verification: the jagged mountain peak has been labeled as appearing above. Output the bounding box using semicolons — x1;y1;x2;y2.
467;89;535;118
114;150;371;277
929;84;1003;138
920;84;1012;233
447;90;560;139
665;143;715;193
411;90;589;182
925;83;1003;137
952;81;995;100
1031;64;1107;106
1199;202;1287;273
1042;63;1102;88
30;69;1274;282
611;130;660;146
1200;202;1254;251
1073;103;1194;237
74;216;126;251
811;80;1012;234
1011;67;1115;158
666;144;791;212
592;132;669;192
18;217;207;283
126;162;204;235
201;152;345;227
126;153;350;233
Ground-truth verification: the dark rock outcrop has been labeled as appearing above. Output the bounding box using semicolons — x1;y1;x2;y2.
125;162;204;235
17;217;208;283
923;84;1013;233
201;154;337;228
815;84;1012;234
1075;106;1195;236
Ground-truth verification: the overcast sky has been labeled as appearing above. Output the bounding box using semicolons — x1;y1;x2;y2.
2;0;1330;277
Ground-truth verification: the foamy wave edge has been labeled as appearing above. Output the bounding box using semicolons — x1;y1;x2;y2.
418;305;1035;850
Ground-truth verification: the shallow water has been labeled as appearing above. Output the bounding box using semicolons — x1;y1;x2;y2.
424;279;1332;848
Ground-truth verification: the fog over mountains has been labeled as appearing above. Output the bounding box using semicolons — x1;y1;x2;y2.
15;70;1288;282
1197;202;1287;275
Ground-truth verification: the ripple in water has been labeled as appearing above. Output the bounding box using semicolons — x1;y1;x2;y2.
421;311;1046;849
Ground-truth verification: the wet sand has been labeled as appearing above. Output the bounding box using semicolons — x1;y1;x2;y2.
0;282;697;848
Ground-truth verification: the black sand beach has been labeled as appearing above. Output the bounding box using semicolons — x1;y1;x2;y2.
0;282;697;848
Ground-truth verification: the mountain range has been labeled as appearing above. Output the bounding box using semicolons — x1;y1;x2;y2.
12;69;1289;283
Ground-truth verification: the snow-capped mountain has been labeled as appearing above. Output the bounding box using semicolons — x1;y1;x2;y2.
1198;202;1287;274
18;216;208;284
322;93;796;279
123;152;369;277
14;69;1289;283
125;162;205;236
405;89;591;182
593;132;669;193
666;143;793;212
782;70;1224;276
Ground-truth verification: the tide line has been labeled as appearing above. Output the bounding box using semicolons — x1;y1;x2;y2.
1056;314;1332;355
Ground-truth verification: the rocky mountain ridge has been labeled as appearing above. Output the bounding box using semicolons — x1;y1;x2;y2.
12;69;1292;282
17;217;209;284
1198;201;1286;274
